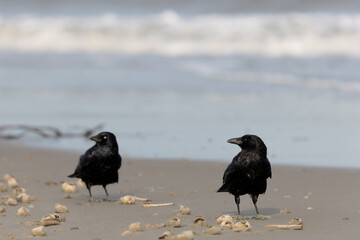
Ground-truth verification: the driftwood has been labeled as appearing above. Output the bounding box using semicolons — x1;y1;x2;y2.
142;203;174;207
0;124;103;140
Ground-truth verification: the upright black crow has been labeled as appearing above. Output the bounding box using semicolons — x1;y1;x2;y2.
68;131;121;201
217;134;271;216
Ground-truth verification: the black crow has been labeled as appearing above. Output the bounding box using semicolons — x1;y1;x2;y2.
68;131;121;201
217;134;271;216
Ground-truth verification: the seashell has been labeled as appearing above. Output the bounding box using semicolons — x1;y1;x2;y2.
12;187;26;196
32;226;46;236
288;218;303;225
145;223;165;230
174;205;190;215
4;174;13;181
41;214;61;226
193;216;208;227
17;193;31;203
220;221;234;230
7;177;18;188
175;230;194;240
17;207;30;217
0;182;7;192
166;217;181;228
54;203;68;213
158;230;173;239
205;226;221;235
128;222;143;232
233;220;252;232
0;206;6;213
121;230;133;237
216;214;233;224
119;195;135;205
76;179;86;188
6;197;18;206
61;182;77;193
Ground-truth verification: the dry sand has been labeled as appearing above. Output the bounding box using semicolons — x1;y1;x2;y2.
0;143;359;239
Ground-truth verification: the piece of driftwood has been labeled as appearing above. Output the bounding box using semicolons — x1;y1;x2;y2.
142;202;174;207
0;124;103;139
265;224;303;230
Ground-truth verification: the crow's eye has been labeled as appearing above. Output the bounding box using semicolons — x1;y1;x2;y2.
103;136;107;140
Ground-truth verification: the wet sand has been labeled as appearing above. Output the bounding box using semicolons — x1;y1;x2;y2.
0;143;359;239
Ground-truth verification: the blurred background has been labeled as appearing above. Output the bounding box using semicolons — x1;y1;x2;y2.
0;0;359;167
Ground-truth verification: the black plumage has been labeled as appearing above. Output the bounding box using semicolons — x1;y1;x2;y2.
217;134;272;215
68;131;121;201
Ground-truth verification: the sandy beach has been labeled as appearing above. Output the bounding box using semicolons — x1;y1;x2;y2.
0;143;359;240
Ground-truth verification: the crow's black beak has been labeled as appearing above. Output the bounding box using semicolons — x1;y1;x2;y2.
227;137;242;145
90;135;100;142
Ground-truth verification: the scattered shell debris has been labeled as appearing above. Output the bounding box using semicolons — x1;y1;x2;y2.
216;214;233;224
119;195;135;205
159;230;173;239
266;217;303;230
174;205;190;215
166;218;181;228
4;174;13;181
128;222;143;232
0;182;7;192
7;177;18;189
17;207;30;217
143;202;174;207
205;226;221;235
193;216;208;227
5;197;18;206
175;230;194;240
121;230;133;237
62;183;77;193
42;214;63;226
32;226;46;236
145;223;165;230
307;207;313;210
76;179;86;188
54;203;68;213
220;221;234;230
17;193;31;203
233;220;252;232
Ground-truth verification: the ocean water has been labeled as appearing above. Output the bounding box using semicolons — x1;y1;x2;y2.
0;0;359;168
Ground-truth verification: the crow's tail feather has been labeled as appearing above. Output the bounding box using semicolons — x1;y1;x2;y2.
217;184;228;192
68;172;79;178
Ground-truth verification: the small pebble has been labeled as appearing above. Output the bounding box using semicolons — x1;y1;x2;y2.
62;183;77;193
128;222;142;232
6;197;18;206
17;207;30;217
54;203;68;213
7;177;18;188
4;174;13;181
121;230;133;237
32;226;46;236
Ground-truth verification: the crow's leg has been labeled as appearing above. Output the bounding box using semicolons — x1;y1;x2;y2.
251;194;259;214
86;183;94;202
234;195;241;215
103;185;111;201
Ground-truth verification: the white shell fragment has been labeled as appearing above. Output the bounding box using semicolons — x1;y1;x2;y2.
175;230;194;240
193;216;208;227
233;220;252;232
7;177;18;188
4;174;13;181
54;203;68;213
134;196;151;202
216;214;233;224
158;230;173;239
61;182;77;193
174;205;190;215
121;230;133;237
166;217;181;228
143;202;174;207
0;182;7;192
17;207;30;217
41;214;63;226
205;226;221;235
17;193;31;203
6;197;18;206
288;218;303;225
128;222;143;232
76;179;86;188
0;206;6;213
220;221;234;230
32;226;46;236
120;195;136;205
266;217;303;230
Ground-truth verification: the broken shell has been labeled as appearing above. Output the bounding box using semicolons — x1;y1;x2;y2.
0;206;6;213
145;223;165;230
134;196;151;202
61;182;77;193
128;222;143;232
175;205;190;215
4;174;13;181
41;214;61;226
166;217;181;228
158;230;173;239
216;214;232;224
205;226;221;235
17;207;30;217
288;218;303;225
54;203;68;213
6;197;18;206
121;230;133;237
17;193;31;203
193;216;208;227
233;220;252;232
12;187;26;196
0;182;7;192
119;195;135;205
220;221;234;230
7;177;18;188
76;179;86;188
175;230;194;240
32;226;46;236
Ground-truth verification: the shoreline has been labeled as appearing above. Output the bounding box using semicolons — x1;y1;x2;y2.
0;143;359;239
